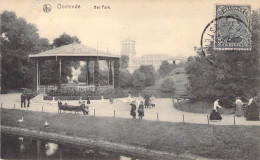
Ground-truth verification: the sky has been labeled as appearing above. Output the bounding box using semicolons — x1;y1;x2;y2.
0;0;259;58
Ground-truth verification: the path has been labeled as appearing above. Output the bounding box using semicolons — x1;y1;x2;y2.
0;93;259;126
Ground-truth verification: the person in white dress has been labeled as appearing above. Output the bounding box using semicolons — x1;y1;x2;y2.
210;99;223;121
235;97;243;116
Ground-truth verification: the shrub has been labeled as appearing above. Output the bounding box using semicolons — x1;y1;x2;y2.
132;70;146;88
119;70;133;88
161;77;175;92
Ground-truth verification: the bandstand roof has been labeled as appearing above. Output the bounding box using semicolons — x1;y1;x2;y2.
29;43;120;60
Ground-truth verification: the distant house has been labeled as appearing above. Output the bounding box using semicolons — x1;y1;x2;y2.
120;37;186;73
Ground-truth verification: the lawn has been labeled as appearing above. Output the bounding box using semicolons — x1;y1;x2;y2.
1;109;260;160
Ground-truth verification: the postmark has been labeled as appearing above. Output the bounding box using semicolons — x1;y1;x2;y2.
215;5;251;50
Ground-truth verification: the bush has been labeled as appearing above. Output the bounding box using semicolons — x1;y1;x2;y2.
119;70;133;88
44;88;130;100
161;77;175;92
133;70;146;88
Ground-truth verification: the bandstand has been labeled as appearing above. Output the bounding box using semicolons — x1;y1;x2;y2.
29;43;120;92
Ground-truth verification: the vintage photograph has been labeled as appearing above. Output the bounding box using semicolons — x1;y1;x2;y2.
0;0;259;159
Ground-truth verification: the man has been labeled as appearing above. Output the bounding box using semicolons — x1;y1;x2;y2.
224;14;246;43
21;94;26;108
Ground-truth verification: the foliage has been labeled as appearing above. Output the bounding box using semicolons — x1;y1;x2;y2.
185;11;260;108
94;60;99;86
0;11;51;92
22;88;38;99
40;33;81;85
157;60;176;77
114;59;120;88
132;65;155;88
161;77;175;92
44;88;129;100
139;65;156;86
78;61;94;84
120;55;129;70
52;33;81;47
119;69;133;88
109;61;113;85
132;70;146;88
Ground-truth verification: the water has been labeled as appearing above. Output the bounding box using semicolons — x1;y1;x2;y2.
1;132;146;160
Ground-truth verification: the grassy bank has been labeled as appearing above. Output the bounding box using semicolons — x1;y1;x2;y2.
1;109;260;159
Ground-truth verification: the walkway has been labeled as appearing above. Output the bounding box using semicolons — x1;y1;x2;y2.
0;93;259;126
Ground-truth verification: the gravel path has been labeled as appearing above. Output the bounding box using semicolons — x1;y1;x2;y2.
1;93;259;126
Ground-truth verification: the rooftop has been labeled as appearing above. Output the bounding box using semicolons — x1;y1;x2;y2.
29;43;120;60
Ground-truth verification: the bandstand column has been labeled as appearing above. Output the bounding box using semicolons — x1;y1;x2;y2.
113;59;120;88
94;59;99;87
38;62;40;87
36;60;39;90
59;59;62;89
107;60;110;85
32;59;37;91
86;60;89;85
112;62;114;88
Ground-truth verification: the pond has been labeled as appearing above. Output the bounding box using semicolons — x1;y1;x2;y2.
1;132;148;160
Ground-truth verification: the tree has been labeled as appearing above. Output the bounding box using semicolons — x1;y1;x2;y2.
114;59;120;88
1;11;51;92
158;60;174;77
119;69;133;88
78;61;94;84
185;10;260;107
120;55;129;70
40;33;81;85
52;33;81;47
161;77;175;92
139;65;155;86
132;70;146;88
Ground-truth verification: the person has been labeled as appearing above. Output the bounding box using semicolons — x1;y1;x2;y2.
81;101;89;115
245;97;259;120
78;97;83;105
58;99;62;106
235;97;243;116
224;14;246;43
130;101;136;119
150;95;156;107
26;95;31;108
209;99;223;121
144;95;150;108
109;96;114;104
86;96;91;105
21;93;26;108
138;101;144;120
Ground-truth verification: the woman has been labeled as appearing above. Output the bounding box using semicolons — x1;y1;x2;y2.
86;96;91;105
144;95;150;108
78;97;83;105
130;101;137;119
246;97;259;120
235;97;243;116
138;101;145;120
210;99;223;121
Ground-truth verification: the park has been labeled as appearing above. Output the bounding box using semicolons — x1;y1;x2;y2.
1;3;260;160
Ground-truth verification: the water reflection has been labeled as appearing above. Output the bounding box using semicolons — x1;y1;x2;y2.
1;133;143;160
45;143;58;156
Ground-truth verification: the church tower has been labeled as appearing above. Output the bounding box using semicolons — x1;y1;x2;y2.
121;38;136;72
121;38;136;58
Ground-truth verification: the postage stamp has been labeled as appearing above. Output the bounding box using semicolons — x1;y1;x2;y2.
215;5;251;50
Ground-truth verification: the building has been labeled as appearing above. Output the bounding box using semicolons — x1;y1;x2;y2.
120;38;187;73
